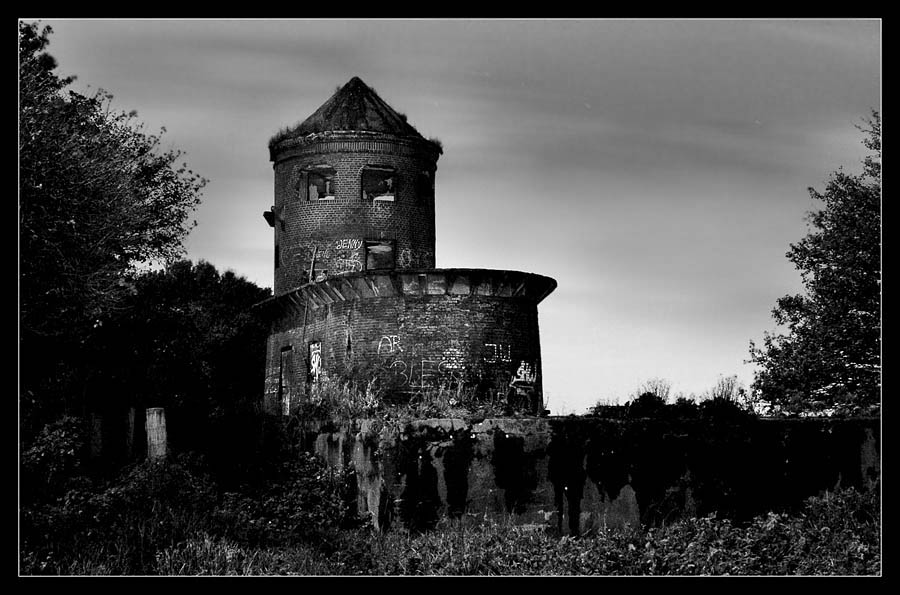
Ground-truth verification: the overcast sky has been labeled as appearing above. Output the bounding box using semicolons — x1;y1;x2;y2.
34;19;881;414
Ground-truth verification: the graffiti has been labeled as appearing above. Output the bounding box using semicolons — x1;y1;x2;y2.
332;238;363;273
377;334;404;355
292;244;330;267
387;360;410;385
309;342;322;383
419;359;442;387
511;361;536;387
483;343;512;364
505;361;538;414
288;241;367;274
376;357;465;389
334;238;363;251
334;253;363;273
398;248;435;268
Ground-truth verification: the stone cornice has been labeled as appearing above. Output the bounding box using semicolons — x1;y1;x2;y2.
253;268;557;317
270;131;442;165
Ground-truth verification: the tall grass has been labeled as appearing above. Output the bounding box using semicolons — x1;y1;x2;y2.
292;378;509;423
151;488;879;576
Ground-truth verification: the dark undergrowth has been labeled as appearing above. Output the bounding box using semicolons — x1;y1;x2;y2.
20;416;880;576
151;487;880;576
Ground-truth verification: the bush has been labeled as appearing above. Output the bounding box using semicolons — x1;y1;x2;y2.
21;416;89;503
363;488;879;576
21;456;219;574
214;451;359;546
626;392;667;418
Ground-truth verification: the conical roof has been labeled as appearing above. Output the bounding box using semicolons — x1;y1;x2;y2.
275;77;426;142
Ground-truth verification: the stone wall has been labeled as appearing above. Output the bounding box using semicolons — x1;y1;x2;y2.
308;415;880;534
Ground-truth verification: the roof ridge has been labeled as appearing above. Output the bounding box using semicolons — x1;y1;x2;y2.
270;77;427;147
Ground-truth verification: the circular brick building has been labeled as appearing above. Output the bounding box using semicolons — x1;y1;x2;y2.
259;77;556;415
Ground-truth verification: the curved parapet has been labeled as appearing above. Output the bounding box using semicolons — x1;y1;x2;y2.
256;268;557;314
257;268;556;416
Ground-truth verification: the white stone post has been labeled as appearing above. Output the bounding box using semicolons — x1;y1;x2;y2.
146;407;168;460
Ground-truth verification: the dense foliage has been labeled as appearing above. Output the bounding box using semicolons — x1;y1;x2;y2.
20;409;879;576
19;21;207;434
20;423;356;575
26;481;876;575
92;260;270;466
749;113;881;416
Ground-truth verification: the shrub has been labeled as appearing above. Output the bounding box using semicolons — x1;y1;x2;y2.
214;451;359;546
291;377;508;424
312;487;879;576
21;416;89;503
626;392;667;418
21;455;220;575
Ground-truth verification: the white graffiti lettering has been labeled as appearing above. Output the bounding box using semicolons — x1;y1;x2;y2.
334;238;363;251
309;343;322;382
483;343;512;364
511;361;536;386
398;248;413;268
334;253;363;272
377;335;404;355
375;357;465;388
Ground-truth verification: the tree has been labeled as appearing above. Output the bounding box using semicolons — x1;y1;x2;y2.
97;260;270;413
19;22;207;431
626;391;667;418
93;260;271;475
749;113;881;416
702;375;747;403
633;377;672;402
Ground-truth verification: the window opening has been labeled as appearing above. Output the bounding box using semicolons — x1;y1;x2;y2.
306;166;336;200
416;170;434;203
365;240;395;271
278;346;294;416
362;167;396;201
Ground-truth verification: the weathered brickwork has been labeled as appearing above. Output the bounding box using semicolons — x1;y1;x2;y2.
270;133;440;295
261;269;554;415
261;78;556;416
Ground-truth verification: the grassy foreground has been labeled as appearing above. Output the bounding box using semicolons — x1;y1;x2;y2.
154;488;880;576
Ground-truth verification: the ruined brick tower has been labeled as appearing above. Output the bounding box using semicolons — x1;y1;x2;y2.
259;77;556;415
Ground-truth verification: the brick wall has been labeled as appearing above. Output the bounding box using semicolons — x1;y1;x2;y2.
263;291;544;415
270;133;440;295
